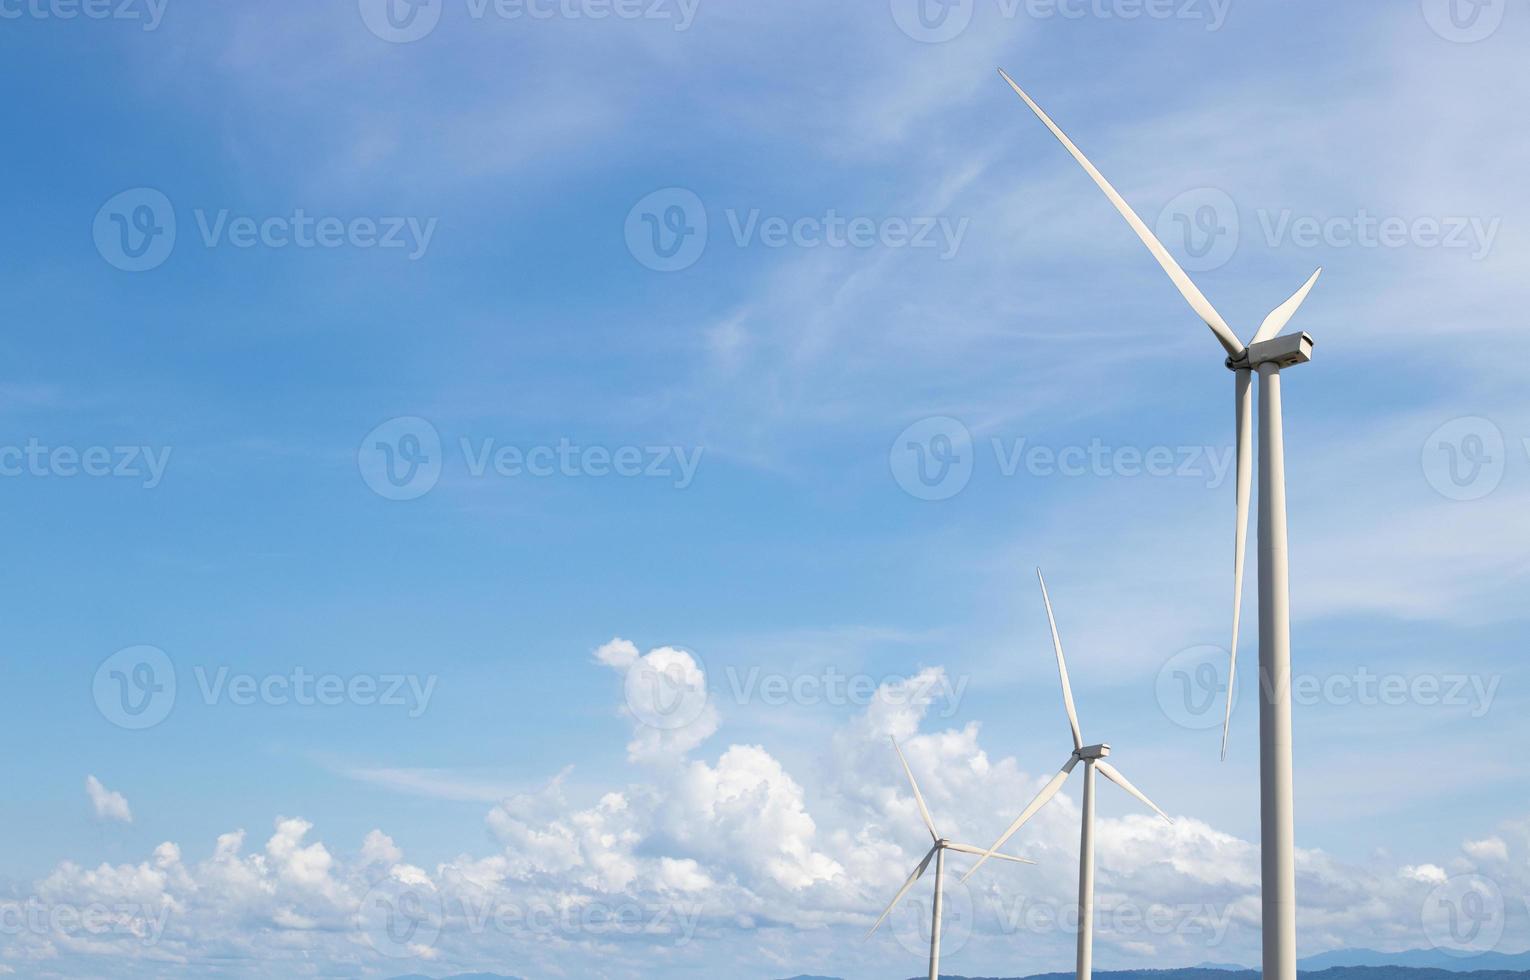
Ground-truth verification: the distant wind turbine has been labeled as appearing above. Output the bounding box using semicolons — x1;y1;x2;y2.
963;570;1172;980
866;737;1035;980
995;68;1321;980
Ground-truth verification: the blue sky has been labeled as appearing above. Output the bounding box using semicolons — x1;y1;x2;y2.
2;1;1529;978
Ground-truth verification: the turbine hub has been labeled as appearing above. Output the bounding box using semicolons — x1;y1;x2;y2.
1077;743;1111;760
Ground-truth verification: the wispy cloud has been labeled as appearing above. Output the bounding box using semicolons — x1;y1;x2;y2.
85;775;133;824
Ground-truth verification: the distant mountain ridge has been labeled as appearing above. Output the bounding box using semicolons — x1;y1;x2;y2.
1298;950;1530;972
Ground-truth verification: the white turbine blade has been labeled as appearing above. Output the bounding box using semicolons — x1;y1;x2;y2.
1223;369;1252;762
1096;760;1173;824
960;755;1078;883
864;844;938;940
997;68;1244;358
1037;569;1083;751
1249;268;1323;346
891;737;939;842
945;842;1037;865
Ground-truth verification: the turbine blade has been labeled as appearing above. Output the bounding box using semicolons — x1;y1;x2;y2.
1096;760;1173;824
891;737;939;842
960;755;1078;883
864;844;938;940
1037;569;1084;751
945;842;1037;865
1223;369;1252;762
997;68;1244;357
1249;268;1322;346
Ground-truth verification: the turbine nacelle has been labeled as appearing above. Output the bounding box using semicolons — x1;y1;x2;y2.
1075;743;1111;761
1227;332;1316;372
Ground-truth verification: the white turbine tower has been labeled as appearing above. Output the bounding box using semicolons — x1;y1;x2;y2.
964;570;1172;980
866;737;1035;980
995;68;1321;980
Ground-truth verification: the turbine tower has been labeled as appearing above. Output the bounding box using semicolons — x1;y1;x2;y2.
995;68;1320;980
964;570;1172;980
866;737;1035;980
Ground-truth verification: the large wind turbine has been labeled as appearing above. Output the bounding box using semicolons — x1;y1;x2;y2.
964;570;1172;980
995;68;1320;980
867;737;1035;980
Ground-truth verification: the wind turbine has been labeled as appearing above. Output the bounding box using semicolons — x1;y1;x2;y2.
994;68;1320;980
866;737;1035;980
964;570;1171;980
